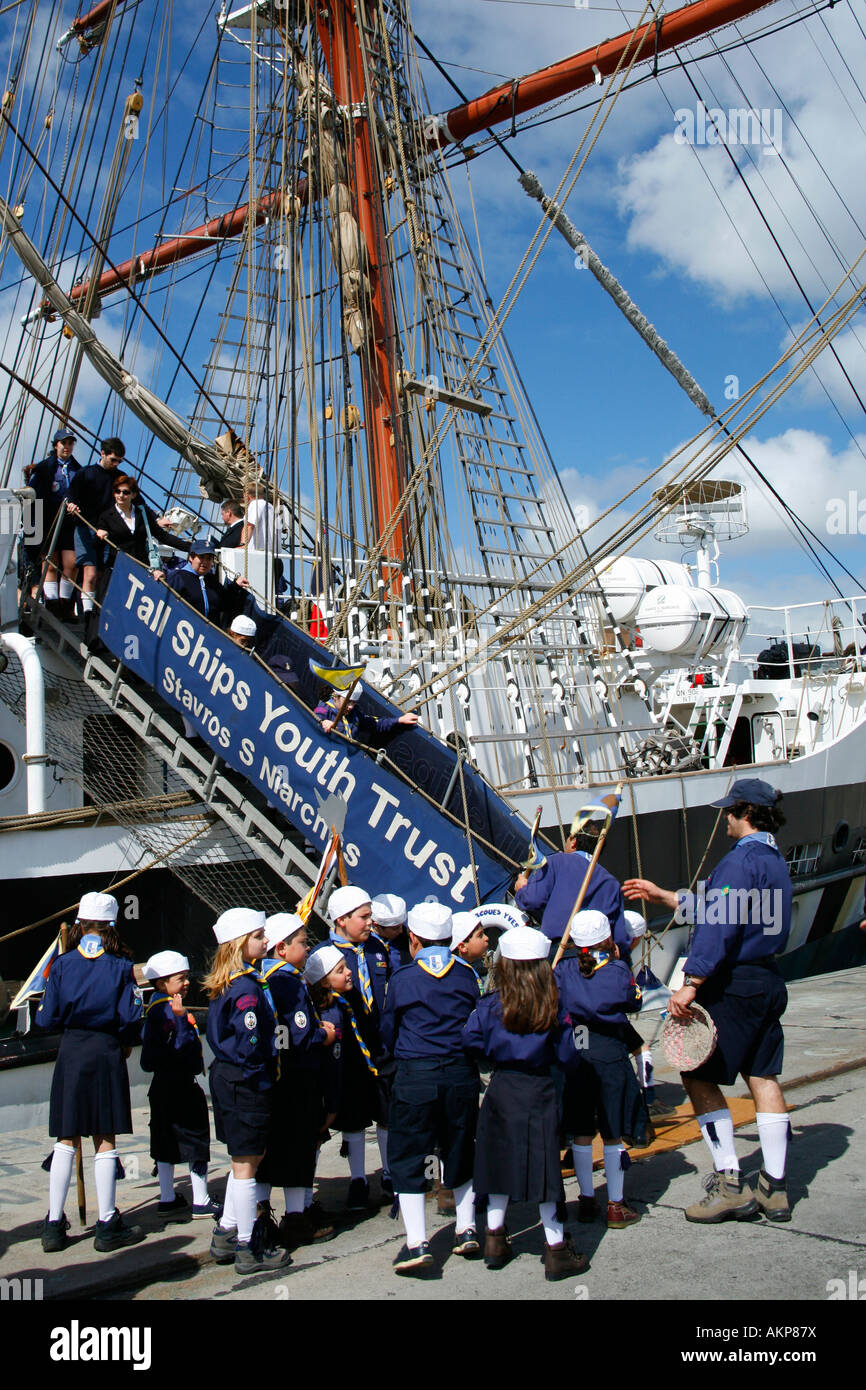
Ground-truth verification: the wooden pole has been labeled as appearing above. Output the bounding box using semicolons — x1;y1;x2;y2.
551;784;623;969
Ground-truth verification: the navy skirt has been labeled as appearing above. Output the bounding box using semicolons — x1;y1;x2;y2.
561;1029;650;1146
474;1068;563;1203
49;1029;132;1138
148;1074;210;1165
256;1067;321;1187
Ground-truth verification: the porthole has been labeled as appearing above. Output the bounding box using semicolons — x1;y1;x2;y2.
832;821;849;854
0;742;17;791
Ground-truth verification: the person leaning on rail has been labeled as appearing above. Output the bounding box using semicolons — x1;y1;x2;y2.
623;778;794;1224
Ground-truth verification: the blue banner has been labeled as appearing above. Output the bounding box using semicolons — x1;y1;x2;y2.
99;556;515;908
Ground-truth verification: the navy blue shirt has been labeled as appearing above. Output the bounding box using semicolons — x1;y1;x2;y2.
329;935;391;1024
141;996;204;1077
377;931;412;972
380;953;481;1059
555;952;642;1028
35;939;141;1043
462;991;564;1069
515;850;629;952
165;564;242;626
205;968;276;1090
682;833;792;978
260;959;327;1070
30;452;82;521
66;462;121;526
314;697;402;744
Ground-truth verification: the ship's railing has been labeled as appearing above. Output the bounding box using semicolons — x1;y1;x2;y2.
743;596;866;679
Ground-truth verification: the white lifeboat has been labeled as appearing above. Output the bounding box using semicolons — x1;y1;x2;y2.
634;584;748;656
598;556;693;625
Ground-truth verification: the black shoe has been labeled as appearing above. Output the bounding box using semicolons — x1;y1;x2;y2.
346;1178;370;1212
93;1209;145;1253
157;1193;190;1222
379;1176;395;1205
234;1240;292;1276
453;1225;481;1257
41;1214;70;1253
393;1241;434;1275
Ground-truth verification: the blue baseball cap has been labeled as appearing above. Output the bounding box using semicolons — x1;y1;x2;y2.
53;428;76;443
190;538;216;557
711;778;781;809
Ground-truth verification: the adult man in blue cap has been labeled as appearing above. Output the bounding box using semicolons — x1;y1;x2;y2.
165;538;250;627
624;778;793;1224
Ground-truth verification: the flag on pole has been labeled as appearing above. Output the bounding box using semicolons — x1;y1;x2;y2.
296;828;342;924
308;659;365;691
520;805;547;873
10;930;63;1009
569;787;622;838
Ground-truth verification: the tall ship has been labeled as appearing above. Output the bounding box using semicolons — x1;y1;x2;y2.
1;0;865;1021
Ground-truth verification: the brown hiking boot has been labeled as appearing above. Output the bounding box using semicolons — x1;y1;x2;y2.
544;1233;589;1281
436;1186;456;1216
484;1226;514;1270
684;1170;759;1224
607;1200;641;1230
754;1171;791;1223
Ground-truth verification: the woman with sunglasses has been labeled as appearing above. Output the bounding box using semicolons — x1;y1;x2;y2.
95;474;191;576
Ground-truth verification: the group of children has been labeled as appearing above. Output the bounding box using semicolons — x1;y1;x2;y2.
36;883;651;1282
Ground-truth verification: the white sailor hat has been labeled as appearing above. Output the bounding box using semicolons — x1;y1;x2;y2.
473;902;527;933
570;909;612;949
143;950;190;981
304;944;345;985
371;893;406;927
77;891;119;923
349;682;365;700
213;907;266;945
229;614;257;637
328;885;371;922
625;910;647;939
407;901;453;941
498;926;550;961
264;912;305;950
450;910;483;950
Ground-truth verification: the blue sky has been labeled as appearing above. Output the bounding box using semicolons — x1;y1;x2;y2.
2;0;865;616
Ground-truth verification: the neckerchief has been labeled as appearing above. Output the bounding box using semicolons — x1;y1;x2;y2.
734;831;779;852
144;992;199;1033
329;929;374;1012
577;949;610;977
328;992;378;1076
416;944;453;978
77;933;104;960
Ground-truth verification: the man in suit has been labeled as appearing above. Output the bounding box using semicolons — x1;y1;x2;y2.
218;500;245;549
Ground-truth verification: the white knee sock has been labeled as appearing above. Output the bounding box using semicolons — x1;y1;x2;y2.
219;1172;237;1231
397;1192;427;1247
234;1177;257;1244
571;1143;595;1198
756;1112;790;1181
94;1149;119;1222
81;593;95;613
697;1108;739;1172
454;1180;475;1232
157;1161;175;1203
603;1144;625;1202
48;1142;75;1221
255;1181;271;1205
540;1200;563;1244
60;577;75;600
344;1130;366;1181
189;1164;209;1206
486;1193;509;1231
43;580;59;601
376;1124;389;1178
283;1187;305;1215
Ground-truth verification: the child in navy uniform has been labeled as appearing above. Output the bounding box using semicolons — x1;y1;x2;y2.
256;913;337;1247
380;901;482;1274
371;893;411;970
327;885;392;1207
204;907;291;1276
141;949;219;1221
450;911;490;990
463;925;588;1280
555;909;648;1230
36;891;145;1254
